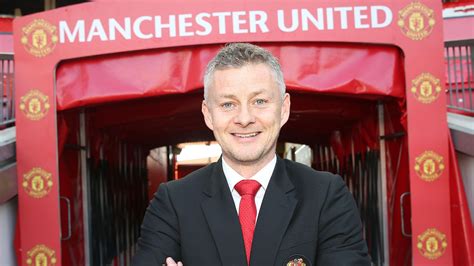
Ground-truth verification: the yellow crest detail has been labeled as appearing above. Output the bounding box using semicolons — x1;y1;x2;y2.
398;2;435;40
417;228;447;260
19;89;50;121
21;19;58;57
414;151;445;182
23;167;53;198
411;73;442;104
26;244;57;265
286;258;306;266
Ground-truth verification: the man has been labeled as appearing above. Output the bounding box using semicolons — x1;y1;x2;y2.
133;43;370;266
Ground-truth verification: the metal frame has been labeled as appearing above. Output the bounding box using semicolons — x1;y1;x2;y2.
445;39;474;113
378;102;390;265
79;111;91;265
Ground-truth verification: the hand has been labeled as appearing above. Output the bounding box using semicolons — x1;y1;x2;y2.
165;257;183;266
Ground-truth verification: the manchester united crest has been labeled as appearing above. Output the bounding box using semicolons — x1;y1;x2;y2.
414;151;445;182
397;2;435;41
22;168;53;198
410;73;442;104
26;244;57;265
417;228;447;260
286;256;308;266
21;19;58;57
19;89;51;121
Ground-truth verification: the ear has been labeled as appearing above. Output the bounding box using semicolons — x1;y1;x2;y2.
202;100;214;130
280;93;291;127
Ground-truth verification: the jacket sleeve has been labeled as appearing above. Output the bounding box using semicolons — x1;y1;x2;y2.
316;175;371;266
132;183;181;266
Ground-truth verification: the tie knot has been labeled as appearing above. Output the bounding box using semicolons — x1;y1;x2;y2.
235;180;261;196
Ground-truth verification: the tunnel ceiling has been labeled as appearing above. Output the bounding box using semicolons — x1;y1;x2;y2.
77;90;383;149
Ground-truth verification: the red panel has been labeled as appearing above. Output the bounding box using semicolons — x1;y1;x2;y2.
56;43;404;110
0;18;13;54
443;0;474;9
403;3;454;263
0;17;13;32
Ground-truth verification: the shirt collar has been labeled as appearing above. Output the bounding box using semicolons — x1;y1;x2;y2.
222;155;277;192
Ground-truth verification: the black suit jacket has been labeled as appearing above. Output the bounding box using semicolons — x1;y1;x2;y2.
133;157;370;266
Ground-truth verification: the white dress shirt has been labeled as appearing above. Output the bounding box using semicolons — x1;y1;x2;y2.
222;155;277;220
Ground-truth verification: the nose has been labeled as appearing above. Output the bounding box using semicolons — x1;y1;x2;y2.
233;105;256;126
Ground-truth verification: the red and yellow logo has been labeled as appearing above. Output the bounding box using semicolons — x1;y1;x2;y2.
19;89;51;121
22;168;53;198
21;19;58;57
411;73;442;104
417;228;448;260
414;151;445;182
398;2;435;41
26;244;57;265
286;258;306;266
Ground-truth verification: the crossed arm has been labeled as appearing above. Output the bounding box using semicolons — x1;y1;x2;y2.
132;183;181;265
316;175;371;265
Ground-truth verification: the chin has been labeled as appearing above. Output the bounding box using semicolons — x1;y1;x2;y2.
228;151;266;164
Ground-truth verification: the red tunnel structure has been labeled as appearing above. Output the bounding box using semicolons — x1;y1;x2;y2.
11;1;473;265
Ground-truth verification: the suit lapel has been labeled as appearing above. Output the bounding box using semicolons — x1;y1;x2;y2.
250;157;298;266
201;159;247;266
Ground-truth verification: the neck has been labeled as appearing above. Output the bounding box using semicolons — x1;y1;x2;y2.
223;153;275;178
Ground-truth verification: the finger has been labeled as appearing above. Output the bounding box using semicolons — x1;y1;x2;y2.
178;262;183;266
166;257;177;266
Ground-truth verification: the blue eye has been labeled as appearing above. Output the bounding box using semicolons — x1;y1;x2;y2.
255;99;267;105
222;102;234;109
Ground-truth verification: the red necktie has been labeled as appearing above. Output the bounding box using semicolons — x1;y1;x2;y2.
235;180;261;265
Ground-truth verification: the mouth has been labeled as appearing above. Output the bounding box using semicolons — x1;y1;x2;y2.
231;132;261;138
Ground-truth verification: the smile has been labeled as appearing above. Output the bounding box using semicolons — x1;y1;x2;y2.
232;132;260;138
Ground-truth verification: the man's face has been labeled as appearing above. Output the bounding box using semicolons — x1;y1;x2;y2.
202;63;290;168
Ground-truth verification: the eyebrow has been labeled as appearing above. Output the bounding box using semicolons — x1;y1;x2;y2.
217;94;238;100
216;90;267;100
249;90;267;98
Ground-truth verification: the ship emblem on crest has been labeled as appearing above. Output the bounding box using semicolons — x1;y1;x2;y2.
19;89;50;121
417;228;447;260
26;244;57;265
414;151;445;182
23;167;53;198
397;2;435;40
21;19;58;57
410;73;442;104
